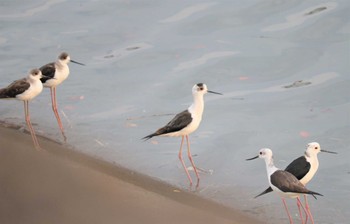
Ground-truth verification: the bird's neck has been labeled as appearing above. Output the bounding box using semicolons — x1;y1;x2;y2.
304;152;319;170
188;94;204;116
27;76;39;84
55;60;67;70
265;158;278;176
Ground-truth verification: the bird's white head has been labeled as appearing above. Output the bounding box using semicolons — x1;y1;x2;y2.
192;83;208;95
246;148;275;168
306;142;321;156
28;68;43;80
305;142;337;157
192;83;222;96
57;52;85;66
58;52;71;65
246;148;273;161
258;148;273;160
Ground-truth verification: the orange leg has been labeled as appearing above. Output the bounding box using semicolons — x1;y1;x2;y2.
50;87;67;142
24;101;41;151
178;136;193;185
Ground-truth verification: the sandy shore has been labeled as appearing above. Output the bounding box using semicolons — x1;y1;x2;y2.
0;125;262;224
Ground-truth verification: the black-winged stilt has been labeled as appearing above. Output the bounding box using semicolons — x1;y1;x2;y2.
143;83;222;186
247;148;323;224
254;142;336;223
0;69;46;150
40;52;84;142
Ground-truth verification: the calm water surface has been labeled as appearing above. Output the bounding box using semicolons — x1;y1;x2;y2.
0;1;349;223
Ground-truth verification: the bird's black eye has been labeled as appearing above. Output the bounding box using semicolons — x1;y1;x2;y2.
315;147;318;150
199;87;204;91
259;152;263;155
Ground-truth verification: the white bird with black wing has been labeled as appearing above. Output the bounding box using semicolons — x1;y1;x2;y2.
254;142;336;224
247;148;323;224
0;69;46;150
40;52;84;142
143;83;222;186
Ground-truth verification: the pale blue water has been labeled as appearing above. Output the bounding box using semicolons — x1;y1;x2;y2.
0;1;349;223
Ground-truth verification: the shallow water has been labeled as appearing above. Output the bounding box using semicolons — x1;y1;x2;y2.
0;0;349;223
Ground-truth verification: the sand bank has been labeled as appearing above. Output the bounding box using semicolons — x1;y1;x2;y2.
0;125;262;224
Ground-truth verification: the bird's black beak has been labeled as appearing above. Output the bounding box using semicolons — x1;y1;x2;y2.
208;90;223;95
321;149;337;154
246;155;259;161
70;60;85;66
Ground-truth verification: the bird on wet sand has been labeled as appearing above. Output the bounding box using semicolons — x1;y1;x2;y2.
40;52;84;142
0;69;46;150
255;142;336;224
247;148;323;224
143;83;222;186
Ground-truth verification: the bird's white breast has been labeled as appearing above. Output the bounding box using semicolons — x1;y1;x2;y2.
164;114;202;137
300;156;319;185
180;114;202;135
16;80;43;101
44;64;69;87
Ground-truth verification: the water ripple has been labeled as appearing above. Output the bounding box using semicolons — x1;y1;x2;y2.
263;2;338;32
174;51;238;72
0;0;66;18
160;2;217;23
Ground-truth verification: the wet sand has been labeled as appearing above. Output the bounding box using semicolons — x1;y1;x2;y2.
0;125;261;224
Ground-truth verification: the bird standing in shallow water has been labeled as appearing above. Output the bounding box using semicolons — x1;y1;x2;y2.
255;142;336;224
143;83;222;186
0;69;46;150
247;148;323;224
40;52;84;142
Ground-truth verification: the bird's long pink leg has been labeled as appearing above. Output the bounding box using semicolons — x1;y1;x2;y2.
50;87;67;142
296;197;305;224
297;197;310;224
281;198;293;224
185;135;200;186
178;136;193;185
24;101;41;151
304;195;314;224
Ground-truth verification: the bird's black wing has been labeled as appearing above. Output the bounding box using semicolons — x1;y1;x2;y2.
256;156;309;198
40;62;55;83
164;110;192;133
0;78;29;98
143;110;192;140
284;156;310;180
271;170;308;193
271;170;323;199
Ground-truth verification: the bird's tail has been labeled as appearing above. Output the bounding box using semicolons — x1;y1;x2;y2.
307;190;323;200
254;187;273;198
142;133;157;141
142;127;167;141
